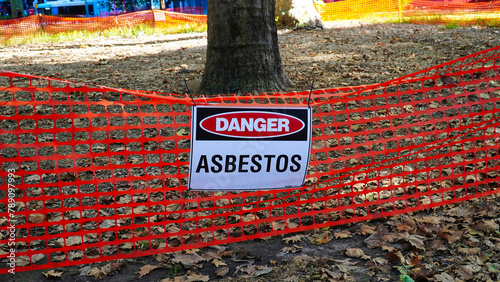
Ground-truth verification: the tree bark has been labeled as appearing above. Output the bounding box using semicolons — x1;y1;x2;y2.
10;0;24;18
198;0;292;95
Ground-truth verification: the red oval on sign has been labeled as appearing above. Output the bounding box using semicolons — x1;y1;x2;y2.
200;111;305;138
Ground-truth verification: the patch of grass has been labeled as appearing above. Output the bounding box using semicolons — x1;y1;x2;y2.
443;22;460;29
1;22;207;46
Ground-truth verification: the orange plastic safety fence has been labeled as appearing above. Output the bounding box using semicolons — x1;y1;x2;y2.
319;0;400;21
0;10;206;42
1;45;500;273
319;0;500;25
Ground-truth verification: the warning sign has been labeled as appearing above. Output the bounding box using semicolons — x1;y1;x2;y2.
189;106;312;190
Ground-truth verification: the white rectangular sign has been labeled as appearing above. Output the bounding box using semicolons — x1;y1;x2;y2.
189;106;312;191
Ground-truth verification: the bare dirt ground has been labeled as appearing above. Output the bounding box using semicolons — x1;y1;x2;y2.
1;22;500;281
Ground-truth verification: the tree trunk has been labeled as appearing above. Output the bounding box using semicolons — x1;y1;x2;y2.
10;0;24;18
198;0;292;95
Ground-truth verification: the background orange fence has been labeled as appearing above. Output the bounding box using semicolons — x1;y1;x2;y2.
318;0;500;25
2;0;500;43
0;10;207;43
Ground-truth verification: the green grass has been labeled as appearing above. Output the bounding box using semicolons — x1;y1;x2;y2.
1;22;207;46
443;22;460;29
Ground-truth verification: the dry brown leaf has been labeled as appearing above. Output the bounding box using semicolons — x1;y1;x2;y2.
240;264;257;275
201;252;220;261
321;267;342;279
172;253;206;266
43;270;63;278
138;264;159;278
185;248;201;254
185;273;210;282
397;223;411;231
458;247;481;255
218;250;234;258
88;267;106;279
109;262;123;271
333;230;352;239
434;272;455;282
409;256;422;266
407;234;426;250
272;220;286;230
416;216;441;224
281;245;302;253
212;258;226;267
448;230;464;244
29;213;44;224
283;234;302;244
386;250;404;264
358;224;376;235
315;232;330;244
475;219;499;232
215;266;229;277
364;227;386;249
345;248;365;258
254;266;273;277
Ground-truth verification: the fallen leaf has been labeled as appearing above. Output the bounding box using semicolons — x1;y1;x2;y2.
409;256;422;266
345;248;365;258
109;262;123;271
212;258;226;267
239;264;257;275
413;267;435;279
358;224;376;235
283;234;302;244
218;250;234;258
335;259;359;274
434;272;455;282
458;247;481;255
333;230;352;239
185;273;210;282
185;248;201;254
486;263;500;273
201;252;220;261
364;225;388;249
315;232;330;244
407;234;426;250
397;223;411;232
43;270;63;278
88;267;106;279
475;219;499;232
447;230;464;244
386;250;405;264
281;245;302;253
215;267;229;277
172;253;206;266
138;264;159;278
439;74;458;86
254;266;273;277
29;213;44;223
320;267;342;279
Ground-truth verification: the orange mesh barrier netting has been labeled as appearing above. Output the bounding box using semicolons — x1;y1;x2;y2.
319;0;500;24
40;11;154;34
319;0;400;21
0;10;206;43
1;44;500;273
0;16;43;41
